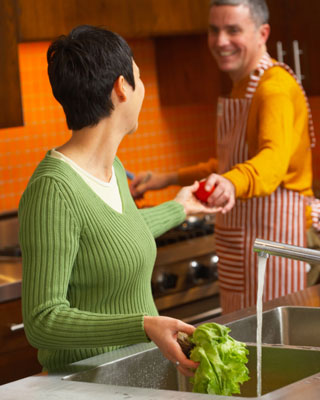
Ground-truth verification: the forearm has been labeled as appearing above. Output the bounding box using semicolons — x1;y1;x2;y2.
223;148;290;198
23;299;148;349
177;158;218;186
139;200;185;238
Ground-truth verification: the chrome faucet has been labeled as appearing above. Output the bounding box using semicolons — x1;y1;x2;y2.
253;238;320;264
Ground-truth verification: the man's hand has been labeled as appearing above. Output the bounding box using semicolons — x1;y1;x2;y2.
174;181;222;216
130;171;178;199
204;174;236;214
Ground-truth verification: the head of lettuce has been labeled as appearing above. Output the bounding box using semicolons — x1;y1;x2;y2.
189;322;250;395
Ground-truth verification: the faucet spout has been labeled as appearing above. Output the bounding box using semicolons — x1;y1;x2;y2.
253;238;320;264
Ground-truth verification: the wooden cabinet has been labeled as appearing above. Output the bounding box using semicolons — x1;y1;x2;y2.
155;34;231;107
0;0;23;129
17;0;210;41
267;0;320;95
0;299;42;385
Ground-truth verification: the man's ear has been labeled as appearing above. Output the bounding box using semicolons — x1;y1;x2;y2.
260;23;270;44
113;75;126;102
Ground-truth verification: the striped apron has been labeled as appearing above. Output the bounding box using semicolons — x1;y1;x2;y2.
215;53;315;314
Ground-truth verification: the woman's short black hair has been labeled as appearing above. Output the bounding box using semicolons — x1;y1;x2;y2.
47;25;135;130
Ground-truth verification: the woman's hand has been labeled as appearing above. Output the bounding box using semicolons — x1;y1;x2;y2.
143;316;199;377
174;181;222;216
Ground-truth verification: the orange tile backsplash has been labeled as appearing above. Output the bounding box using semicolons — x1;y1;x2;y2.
0;39;216;212
0;39;319;212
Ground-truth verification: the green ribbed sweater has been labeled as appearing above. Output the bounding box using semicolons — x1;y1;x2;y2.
18;152;185;372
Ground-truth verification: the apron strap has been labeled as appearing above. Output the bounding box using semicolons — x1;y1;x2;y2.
245;53;316;149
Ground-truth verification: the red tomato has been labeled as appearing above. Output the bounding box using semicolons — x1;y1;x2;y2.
194;180;215;202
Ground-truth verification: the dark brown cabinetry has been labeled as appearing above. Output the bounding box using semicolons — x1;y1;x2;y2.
0;299;42;385
17;0;210;40
267;0;320;95
154;34;231;107
0;0;23;129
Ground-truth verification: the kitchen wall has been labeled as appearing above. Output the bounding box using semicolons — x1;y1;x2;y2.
1;38;319;213
0;38;216;212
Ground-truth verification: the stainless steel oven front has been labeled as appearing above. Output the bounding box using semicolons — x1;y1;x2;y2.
153;215;221;324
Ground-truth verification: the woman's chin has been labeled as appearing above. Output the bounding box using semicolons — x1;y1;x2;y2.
127;123;138;136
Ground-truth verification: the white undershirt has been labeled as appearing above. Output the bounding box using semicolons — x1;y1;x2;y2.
50;149;123;213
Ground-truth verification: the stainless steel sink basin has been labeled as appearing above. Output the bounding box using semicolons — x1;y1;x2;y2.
226;306;320;347
64;343;320;398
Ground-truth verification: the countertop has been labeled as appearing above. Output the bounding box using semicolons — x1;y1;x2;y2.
1;284;320;400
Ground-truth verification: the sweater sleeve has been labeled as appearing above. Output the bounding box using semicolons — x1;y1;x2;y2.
19;177;149;351
139;200;185;238
177;158;218;186
223;90;297;198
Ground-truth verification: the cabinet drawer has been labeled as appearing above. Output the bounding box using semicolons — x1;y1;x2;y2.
0;345;41;384
0;298;42;384
0;298;30;354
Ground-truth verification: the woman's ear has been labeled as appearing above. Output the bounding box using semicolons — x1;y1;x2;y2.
113;75;127;102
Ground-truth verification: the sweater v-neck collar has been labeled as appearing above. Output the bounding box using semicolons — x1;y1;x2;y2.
44;151;128;216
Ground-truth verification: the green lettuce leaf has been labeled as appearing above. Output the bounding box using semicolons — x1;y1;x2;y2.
189;322;250;396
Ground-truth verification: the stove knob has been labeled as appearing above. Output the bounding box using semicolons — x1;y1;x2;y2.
188;260;211;284
209;255;219;281
157;273;178;292
210;254;219;266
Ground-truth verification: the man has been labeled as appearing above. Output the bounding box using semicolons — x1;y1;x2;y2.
131;0;315;313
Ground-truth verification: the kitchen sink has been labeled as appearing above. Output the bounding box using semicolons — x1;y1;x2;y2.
64;343;320;398
226;306;320;347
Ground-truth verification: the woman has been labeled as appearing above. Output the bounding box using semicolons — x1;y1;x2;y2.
19;25;220;376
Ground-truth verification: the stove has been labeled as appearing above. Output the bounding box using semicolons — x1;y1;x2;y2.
155;215;214;246
153;214;221;323
0;246;22;258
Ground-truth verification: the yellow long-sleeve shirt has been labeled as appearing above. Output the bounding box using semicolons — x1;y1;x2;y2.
178;65;313;200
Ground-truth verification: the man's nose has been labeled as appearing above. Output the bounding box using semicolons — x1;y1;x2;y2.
215;31;230;47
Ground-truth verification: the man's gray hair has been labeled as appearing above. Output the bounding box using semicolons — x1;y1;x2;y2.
210;0;269;27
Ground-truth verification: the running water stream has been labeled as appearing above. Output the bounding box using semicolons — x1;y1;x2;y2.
256;254;268;397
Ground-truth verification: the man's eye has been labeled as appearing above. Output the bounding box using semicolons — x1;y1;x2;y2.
208;26;219;35
228;27;240;35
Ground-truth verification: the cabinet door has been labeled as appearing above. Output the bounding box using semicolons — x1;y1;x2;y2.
0;0;23;128
285;0;320;96
266;0;289;64
155;34;231;107
0;299;42;384
267;0;320;95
